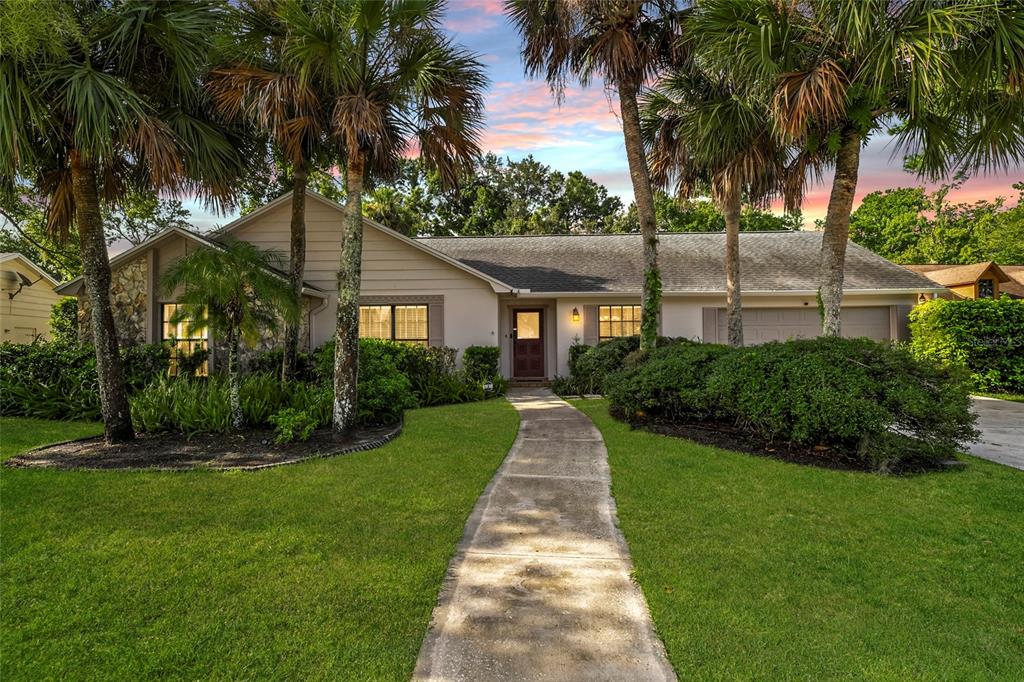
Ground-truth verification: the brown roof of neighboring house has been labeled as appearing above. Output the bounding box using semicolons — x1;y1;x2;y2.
903;261;1012;287
1001;265;1024;298
422;231;944;294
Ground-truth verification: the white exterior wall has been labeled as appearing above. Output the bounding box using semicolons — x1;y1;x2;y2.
230;197;500;357
544;292;923;376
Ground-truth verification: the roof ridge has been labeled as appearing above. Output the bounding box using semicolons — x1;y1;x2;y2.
418;230;807;239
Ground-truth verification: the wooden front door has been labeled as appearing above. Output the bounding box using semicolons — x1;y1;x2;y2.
513;309;544;378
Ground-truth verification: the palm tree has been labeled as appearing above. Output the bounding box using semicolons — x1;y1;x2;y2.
0;0;248;443
695;0;1024;336
162;238;298;429
209;0;332;382
273;1;487;432
643;69;798;347
506;0;685;350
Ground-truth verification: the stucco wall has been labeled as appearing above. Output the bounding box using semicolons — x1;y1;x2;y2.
541;292;923;377
0;258;62;343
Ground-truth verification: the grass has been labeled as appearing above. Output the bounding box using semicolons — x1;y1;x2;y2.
573;399;1024;681
0;400;518;680
0;418;102;461
974;391;1024;403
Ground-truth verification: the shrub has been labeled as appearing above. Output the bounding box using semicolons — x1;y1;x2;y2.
248;347;315;381
909;297;1024;393
122;343;172;390
559;336;680;395
463;345;501;380
355;341;416;426
607;337;978;471
269;408;317;444
0;341;168;420
567;336;641;394
314;339;502;411
605;341;732;422
49;298;78;345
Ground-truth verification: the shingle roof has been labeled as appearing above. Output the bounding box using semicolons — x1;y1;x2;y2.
994;265;1024;298
419;231;943;294
903;262;1011;287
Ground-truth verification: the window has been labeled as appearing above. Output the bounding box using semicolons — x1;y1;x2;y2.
359;304;428;345
598;305;642;340
978;278;995;299
161;303;208;375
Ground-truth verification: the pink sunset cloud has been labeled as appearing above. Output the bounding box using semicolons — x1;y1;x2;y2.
445;0;505;33
480;81;622;152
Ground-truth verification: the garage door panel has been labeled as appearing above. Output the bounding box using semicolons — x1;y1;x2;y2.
716;306;891;343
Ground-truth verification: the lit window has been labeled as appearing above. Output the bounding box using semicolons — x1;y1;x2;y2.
359;304;428;346
598;305;642;341
161;303;208;375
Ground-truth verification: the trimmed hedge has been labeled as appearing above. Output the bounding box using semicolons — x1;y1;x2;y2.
909;297;1024;393
606;337;978;472
0;341;169;420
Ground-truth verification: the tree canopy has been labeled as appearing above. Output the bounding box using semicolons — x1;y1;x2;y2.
849;182;1024;265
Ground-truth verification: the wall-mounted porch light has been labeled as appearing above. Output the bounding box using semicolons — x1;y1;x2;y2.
571;307;580;322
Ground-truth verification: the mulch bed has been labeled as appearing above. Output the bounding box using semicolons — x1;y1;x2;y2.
610;407;952;474
4;422;402;471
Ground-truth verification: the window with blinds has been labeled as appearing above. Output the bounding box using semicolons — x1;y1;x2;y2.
161;303;208;375
359;304;428;345
598;305;642;340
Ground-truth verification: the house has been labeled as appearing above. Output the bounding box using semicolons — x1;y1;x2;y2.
0;252;63;343
55;191;945;380
903;262;1023;300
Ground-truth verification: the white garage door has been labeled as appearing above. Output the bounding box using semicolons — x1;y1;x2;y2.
714;306;891;344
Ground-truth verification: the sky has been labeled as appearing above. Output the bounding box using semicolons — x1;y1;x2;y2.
188;0;1023;232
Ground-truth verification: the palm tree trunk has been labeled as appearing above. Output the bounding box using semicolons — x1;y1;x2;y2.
617;75;661;351
722;183;743;347
70;152;134;444
282;164;308;382
333;150;365;432
227;327;243;429
819;127;861;336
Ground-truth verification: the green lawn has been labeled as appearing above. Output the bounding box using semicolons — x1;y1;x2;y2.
1;400;518;680
0;418;103;461
974;391;1024;403
573;400;1024;681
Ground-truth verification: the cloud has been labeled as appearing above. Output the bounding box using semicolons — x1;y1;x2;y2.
444;0;505;34
479;81;623;152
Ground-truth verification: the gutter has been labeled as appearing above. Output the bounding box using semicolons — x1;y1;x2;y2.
506;287;947;298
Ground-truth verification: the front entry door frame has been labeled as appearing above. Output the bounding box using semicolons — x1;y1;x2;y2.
512;308;545;379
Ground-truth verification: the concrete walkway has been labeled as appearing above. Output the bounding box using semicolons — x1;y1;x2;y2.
414;389;675;681
968;397;1024;471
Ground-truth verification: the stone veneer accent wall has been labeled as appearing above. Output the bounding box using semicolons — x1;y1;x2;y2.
77;257;148;346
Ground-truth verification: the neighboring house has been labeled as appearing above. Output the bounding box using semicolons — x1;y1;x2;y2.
56;191;945;380
903;262;1023;300
0;252;62;344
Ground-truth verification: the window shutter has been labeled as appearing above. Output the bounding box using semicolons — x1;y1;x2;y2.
583;305;599;346
701;307;718;343
428;301;444;347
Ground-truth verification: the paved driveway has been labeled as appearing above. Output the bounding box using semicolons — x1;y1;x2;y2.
968;397;1024;470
